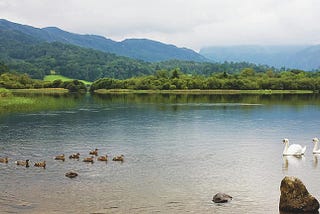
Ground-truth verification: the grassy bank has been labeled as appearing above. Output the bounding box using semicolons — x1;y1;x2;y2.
94;89;314;95
10;88;69;94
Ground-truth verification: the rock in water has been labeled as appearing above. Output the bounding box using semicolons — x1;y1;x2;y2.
279;176;319;212
65;171;78;178
212;192;232;203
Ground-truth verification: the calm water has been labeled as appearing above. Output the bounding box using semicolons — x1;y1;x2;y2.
1;93;320;213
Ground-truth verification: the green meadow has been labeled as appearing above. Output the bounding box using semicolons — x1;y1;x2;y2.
44;75;92;85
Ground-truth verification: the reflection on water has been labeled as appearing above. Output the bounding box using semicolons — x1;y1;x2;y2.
1;93;320;213
313;154;320;168
282;156;306;171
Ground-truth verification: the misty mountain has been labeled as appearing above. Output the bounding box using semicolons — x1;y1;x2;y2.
200;45;320;71
0;19;206;62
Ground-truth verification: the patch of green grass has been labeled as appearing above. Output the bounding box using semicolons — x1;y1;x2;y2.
44;75;92;85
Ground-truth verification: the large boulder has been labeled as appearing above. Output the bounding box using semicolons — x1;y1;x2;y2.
212;192;232;203
279;176;319;213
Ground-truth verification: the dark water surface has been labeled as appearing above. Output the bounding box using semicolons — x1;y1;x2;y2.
1;93;320;213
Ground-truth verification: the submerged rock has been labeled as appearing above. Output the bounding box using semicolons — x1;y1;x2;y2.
212;192;232;203
65;171;78;178
279;176;319;213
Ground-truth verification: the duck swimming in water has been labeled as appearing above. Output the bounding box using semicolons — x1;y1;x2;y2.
54;154;65;161
0;157;8;163
34;161;46;168
83;156;94;163
112;155;124;162
15;159;30;167
69;153;80;159
89;148;98;156
97;155;108;161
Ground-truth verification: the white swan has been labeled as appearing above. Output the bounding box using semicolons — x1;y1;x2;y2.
312;137;320;154
282;138;306;156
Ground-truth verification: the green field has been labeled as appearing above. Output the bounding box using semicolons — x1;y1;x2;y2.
44;75;92;85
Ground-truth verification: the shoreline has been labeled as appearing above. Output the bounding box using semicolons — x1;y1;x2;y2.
9;88;69;94
93;89;315;95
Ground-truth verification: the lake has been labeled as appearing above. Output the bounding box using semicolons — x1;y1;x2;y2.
1;93;320;213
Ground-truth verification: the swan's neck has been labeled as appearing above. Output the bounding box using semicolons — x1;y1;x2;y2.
313;142;319;152
283;142;289;155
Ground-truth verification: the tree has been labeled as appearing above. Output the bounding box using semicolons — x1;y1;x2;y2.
171;68;181;79
0;62;9;74
240;68;255;77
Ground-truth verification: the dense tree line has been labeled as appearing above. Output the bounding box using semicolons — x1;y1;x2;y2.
90;68;320;91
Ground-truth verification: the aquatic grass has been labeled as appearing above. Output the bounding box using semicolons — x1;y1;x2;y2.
0;88;12;97
0;96;35;112
0;94;82;115
10;88;69;95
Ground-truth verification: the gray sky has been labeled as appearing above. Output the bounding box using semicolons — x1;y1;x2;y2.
0;0;319;51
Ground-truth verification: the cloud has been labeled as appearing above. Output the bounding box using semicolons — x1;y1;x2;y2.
0;0;319;50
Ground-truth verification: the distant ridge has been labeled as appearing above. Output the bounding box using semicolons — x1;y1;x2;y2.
0;19;207;62
200;45;320;71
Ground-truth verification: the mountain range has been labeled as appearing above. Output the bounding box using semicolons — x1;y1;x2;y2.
0;19;206;62
0;18;319;78
200;45;320;71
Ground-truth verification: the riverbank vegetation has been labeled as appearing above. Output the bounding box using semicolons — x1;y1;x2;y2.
0;72;87;93
90;68;320;92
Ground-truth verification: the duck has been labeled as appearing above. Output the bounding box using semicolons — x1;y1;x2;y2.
69;153;80;159
282;138;306;156
65;171;78;178
54;154;65;161
112;155;124;162
15;159;30;167
83;156;94;163
0;157;8;163
97;155;108;161
89;148;98;156
34;161;46;168
312;137;320;154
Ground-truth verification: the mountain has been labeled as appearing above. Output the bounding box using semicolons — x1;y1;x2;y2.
0;19;206;62
0;20;276;81
0;27;153;80
200;45;320;71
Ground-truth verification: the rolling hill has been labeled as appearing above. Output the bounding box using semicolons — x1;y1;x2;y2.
0;19;206;62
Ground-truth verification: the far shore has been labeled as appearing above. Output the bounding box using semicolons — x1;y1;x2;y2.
9;88;69;94
93;89;315;95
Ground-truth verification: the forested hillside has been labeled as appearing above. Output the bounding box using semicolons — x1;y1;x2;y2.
0;29;153;80
0;27;279;81
0;19;206;62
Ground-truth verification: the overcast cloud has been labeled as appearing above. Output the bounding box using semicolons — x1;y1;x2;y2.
0;0;319;51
